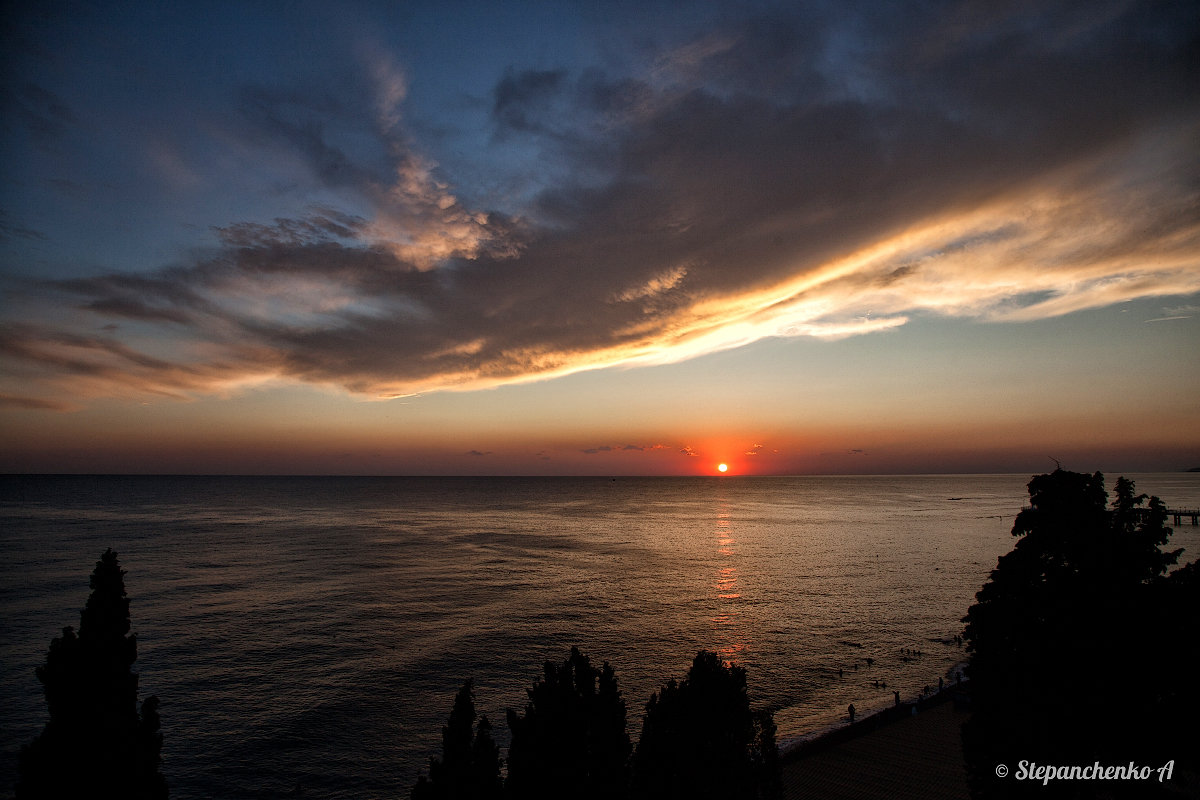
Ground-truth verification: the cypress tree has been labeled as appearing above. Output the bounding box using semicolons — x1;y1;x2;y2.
16;548;167;799
412;679;502;800
505;647;632;799
633;650;779;800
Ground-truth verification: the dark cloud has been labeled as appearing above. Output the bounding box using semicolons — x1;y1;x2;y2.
214;211;367;248
79;298;194;325
493;69;569;134
0;394;75;411
55;273;215;326
3;1;1198;407
0;82;75;142
0;217;47;242
236;84;388;192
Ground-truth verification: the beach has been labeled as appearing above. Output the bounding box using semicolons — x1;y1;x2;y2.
782;691;971;800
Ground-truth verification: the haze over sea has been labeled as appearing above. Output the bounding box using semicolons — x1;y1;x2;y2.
3;473;1198;799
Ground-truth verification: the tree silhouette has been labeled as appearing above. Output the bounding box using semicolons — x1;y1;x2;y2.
632;650;779;800
411;679;502;800
504;646;631;799
962;470;1196;797
16;548;167;799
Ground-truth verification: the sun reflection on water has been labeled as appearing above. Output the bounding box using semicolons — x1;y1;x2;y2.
711;497;749;660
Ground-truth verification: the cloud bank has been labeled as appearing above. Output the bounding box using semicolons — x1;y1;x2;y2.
3;1;1198;408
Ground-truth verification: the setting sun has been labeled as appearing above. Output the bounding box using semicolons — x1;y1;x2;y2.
717;463;728;473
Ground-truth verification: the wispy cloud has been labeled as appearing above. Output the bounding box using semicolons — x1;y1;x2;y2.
0;393;77;411
3;2;1198;410
582;443;665;454
1146;304;1198;322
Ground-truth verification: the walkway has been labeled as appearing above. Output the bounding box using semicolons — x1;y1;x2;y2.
781;700;972;800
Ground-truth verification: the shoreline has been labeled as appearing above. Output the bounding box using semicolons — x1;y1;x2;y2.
780;683;972;800
780;677;970;761
778;660;969;759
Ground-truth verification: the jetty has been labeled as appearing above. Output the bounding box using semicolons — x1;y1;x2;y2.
1169;508;1200;525
1028;507;1200;525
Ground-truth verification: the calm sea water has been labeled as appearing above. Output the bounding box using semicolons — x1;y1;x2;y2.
2;474;1198;799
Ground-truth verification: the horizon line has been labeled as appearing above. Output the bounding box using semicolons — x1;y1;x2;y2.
5;469;1198;479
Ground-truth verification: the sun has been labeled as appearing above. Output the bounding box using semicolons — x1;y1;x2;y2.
717;463;729;473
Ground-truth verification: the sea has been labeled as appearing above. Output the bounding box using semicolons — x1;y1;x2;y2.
2;473;1198;799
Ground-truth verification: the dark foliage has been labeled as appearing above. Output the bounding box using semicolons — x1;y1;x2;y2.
16;548;168;799
414;648;784;799
962;470;1198;798
412;679;503;800
632;650;779;800
504;646;632;799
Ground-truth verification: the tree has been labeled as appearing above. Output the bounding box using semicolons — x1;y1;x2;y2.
961;470;1195;797
412;679;502;800
16;548;167;799
504;647;632;799
632;650;779;800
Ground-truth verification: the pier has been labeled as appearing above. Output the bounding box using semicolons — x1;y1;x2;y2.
1169;508;1200;526
1128;507;1200;526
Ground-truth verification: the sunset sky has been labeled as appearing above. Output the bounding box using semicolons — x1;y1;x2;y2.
2;1;1198;475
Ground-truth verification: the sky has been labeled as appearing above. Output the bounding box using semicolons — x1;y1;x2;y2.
1;0;1198;476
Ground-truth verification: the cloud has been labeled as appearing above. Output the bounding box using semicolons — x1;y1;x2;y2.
3;2;1199;409
1;82;76;143
582;443;661;454
0;394;77;411
1146;303;1199;322
466;449;492;457
1163;305;1200;316
494;69;569;135
0;222;47;242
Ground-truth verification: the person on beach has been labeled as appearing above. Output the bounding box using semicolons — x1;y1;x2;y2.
848;704;855;722
938;677;943;692
894;690;900;706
